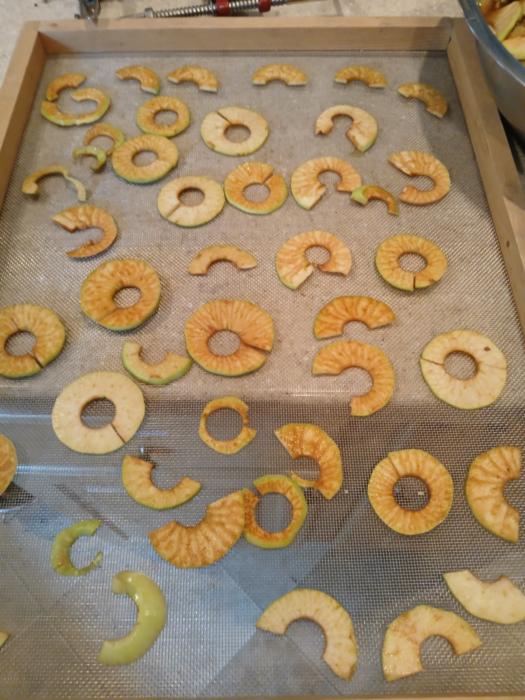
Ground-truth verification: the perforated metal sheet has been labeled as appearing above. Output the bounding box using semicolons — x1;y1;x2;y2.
0;49;524;699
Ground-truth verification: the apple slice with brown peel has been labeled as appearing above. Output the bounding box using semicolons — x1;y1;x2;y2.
466;446;520;542
149;491;244;568
444;570;525;624
257;588;358;680
382;605;482;681
122;456;200;510
274;423;343;499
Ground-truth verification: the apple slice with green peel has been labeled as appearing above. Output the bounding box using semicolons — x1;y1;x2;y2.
487;1;523;39
444;570;525;624
382;605;482;681
22;165;87;202
45;72;86;101
315;105;378;153
122;455;200;510
0;632;9;649
244;475;307;548
51;519;103;576
275;423;342;500
351;185;398;215
0;434;17;496
149;491;245;568
466;446;520;542
199;396;256;455
73;145;107;172
122;341;192;385
99;571;166;666
41;87;111;127
257;588;358;680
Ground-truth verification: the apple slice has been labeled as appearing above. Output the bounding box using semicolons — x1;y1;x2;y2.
122;341;192;385
466;445;520;542
167;65;220;92
51;519;103;576
45;72;86;101
199;396;256;455
99;571;166;665
487;1;523;40
0;434;17;496
149;491;244;568
444;570;525;624
382;605;482;681
122;455;201;510
315;105;378;153
252;63;308;86
116;65;160;94
257;588;358;680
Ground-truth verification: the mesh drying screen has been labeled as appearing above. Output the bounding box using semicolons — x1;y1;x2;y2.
0;50;524;699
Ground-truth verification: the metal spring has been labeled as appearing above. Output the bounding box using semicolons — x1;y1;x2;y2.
145;0;287;17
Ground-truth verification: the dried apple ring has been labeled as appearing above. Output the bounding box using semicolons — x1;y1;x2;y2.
52;371;145;454
275;423;342;499
50;519;103;576
149;491;245;568
116;65;160;94
420;330;507;410
83;123;126;155
389;150;451;205
0;434;17;496
136;96;190;138
188;244;257;275
185;299;274;376
312;339;395;416
45;73;86;101
291;156;361;210
112;135;179;184
122;341;192;385
334;65;387;88
383;605;481;681
72;145;106;172
252;63;308;86
80;258;161;331
244;475;307;548
351;184;399;215
167;65;219;92
398;82;448;118
315;105;378;153
199;396;256;455
314;296;395;340
466;445;520;543
201;106;269;156
368;449;454;535
224;161;287;215
257;588;358;680
157;176;225;227
122;455;200;509
0;304;66;378
99;571;166;666
375;234;447;292
53;204;117;259
22;165;87;202
276;230;351;290
41;87;110;127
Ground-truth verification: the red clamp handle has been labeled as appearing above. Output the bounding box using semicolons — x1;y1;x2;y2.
215;0;272;14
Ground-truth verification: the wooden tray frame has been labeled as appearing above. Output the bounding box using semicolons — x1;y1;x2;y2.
0;16;524;700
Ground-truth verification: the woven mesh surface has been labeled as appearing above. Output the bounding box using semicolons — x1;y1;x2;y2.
0;49;524;698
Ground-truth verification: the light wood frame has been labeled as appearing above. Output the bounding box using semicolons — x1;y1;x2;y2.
0;17;524;700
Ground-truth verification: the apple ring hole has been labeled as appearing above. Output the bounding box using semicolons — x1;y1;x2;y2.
132;150;158;166
205;408;244;441
113;287;141;308
153;109;180;126
225;124;251;142
179;188;205;206
81;398;116;429
255;492;293;532
208;330;241;356
306;245;330;265
5;331;36;357
318;170;342;187
344;367;373;396
243;183;270;202
289;456;320;481
444;351;477;380
394;476;430;511
399;252;427;272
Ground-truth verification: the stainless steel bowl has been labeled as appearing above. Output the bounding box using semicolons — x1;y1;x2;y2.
460;0;525;139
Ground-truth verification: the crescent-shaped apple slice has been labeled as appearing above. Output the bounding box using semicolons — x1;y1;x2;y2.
444;570;525;624
257;588;358;680
122;456;201;510
382;605;482;681
149;491;244;568
99;571;166;665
